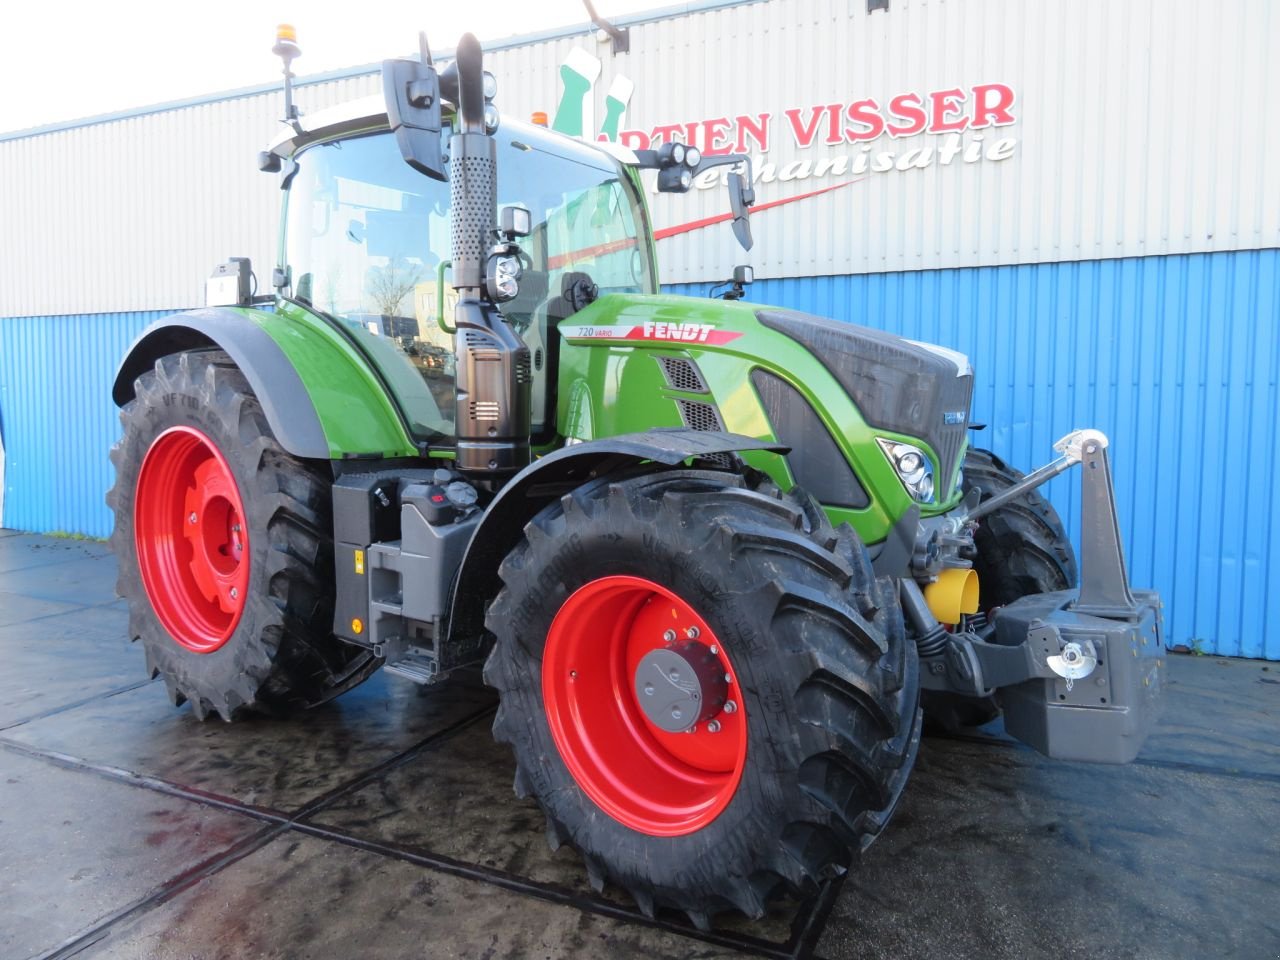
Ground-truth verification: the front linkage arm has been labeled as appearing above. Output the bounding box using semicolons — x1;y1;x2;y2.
919;429;1165;763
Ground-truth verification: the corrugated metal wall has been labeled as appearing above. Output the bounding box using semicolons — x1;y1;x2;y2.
0;75;379;317
671;248;1280;659
0;311;169;537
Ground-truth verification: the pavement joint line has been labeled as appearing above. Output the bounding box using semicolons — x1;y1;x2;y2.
285;817;794;959
1131;756;1280;785
0;678;157;733
930;731;1280;785
38;821;290;960
787;875;844;959
286;698;500;820
0;738;292;824
13;701;501;958
0;592;126;628
2;684;803;956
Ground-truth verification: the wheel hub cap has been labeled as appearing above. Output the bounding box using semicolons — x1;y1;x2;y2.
134;425;250;653
542;575;748;837
634;642;728;733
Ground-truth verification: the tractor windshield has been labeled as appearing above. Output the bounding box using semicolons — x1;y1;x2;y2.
284;126;657;441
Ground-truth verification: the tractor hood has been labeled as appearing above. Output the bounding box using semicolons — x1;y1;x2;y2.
557;293;974;502
754;307;975;495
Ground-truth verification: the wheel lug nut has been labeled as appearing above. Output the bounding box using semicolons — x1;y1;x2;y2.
685;626;700;640
189;512;197;524
229;587;238;599
663;629;676;643
724;700;737;714
643;683;654;696
709;644;718;655
671;707;682;720
707;720;721;733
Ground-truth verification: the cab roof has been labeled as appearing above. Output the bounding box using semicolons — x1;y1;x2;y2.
265;94;638;172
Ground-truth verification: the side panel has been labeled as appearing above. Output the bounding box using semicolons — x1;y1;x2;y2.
112;306;418;460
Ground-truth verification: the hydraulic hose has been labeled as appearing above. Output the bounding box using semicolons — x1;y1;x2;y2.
900;579;949;658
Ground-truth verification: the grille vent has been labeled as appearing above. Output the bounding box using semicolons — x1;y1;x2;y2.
470;400;500;422
656;356;709;393
515;354;532;383
464;331;500;362
676;399;724;432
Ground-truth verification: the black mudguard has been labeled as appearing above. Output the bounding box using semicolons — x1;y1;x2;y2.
111;308;329;459
442;429;788;644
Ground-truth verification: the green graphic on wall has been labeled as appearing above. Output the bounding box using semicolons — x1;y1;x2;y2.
552;49;633;143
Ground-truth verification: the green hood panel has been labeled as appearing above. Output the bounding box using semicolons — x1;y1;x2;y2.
555;293;966;544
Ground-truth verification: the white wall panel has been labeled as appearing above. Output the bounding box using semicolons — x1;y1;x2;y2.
1;0;1275;313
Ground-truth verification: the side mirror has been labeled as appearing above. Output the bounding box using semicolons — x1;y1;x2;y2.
728;171;756;251
382;33;445;181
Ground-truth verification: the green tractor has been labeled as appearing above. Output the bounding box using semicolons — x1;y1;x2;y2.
107;31;1164;927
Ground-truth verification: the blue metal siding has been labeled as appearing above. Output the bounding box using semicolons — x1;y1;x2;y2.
669;250;1280;660
0;311;169;539
0;251;1273;658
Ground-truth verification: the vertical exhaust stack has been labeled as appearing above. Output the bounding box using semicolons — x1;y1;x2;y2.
448;34;532;479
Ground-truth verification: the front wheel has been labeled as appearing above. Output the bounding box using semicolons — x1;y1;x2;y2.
483;470;920;927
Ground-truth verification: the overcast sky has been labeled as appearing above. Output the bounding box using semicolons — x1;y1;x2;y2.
0;0;667;134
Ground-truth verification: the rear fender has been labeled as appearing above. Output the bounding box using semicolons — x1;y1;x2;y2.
112;307;418;460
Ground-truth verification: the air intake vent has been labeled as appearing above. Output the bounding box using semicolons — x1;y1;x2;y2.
464;331;501;362
676;399;724;432
515;354;532;383
751;369;870;509
470;400;501;422
656;356;709;393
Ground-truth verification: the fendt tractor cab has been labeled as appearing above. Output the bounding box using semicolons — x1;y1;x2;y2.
108;30;1164;927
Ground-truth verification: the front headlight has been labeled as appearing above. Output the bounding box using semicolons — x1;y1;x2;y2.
877;438;936;503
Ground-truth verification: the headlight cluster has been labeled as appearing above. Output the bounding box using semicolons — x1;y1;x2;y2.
656;141;702;192
487;254;522;302
877;439;935;503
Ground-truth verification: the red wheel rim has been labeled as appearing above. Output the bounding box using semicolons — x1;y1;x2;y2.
542;575;748;837
134;426;250;653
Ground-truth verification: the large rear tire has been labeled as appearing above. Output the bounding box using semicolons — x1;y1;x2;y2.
924;447;1079;731
107;349;379;720
483;470;920;927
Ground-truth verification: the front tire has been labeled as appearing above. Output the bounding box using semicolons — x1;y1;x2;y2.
107;350;379;720
483;470;920;927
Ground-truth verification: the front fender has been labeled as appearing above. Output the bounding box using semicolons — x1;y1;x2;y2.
112;307;418;460
444;429;787;644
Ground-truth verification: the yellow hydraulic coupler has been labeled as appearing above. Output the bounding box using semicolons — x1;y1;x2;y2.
924;568;979;624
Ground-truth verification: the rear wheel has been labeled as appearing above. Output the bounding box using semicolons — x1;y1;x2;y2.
925;447;1079;730
107;349;379;720
484;470;920;927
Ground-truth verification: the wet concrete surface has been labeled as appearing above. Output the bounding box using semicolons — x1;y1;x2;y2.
0;530;1276;959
